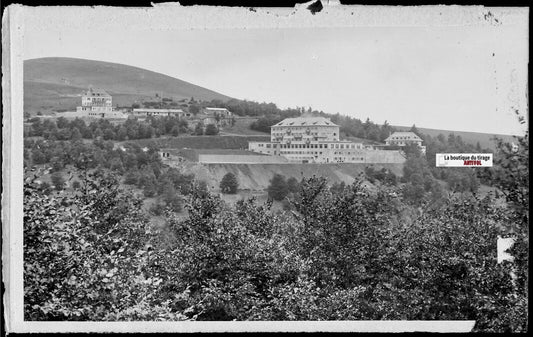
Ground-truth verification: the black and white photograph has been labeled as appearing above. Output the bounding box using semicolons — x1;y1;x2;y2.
2;2;529;333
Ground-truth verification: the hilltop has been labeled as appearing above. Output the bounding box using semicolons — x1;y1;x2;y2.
24;57;233;113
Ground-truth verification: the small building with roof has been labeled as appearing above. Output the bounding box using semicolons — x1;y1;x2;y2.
131;108;187;120
201;107;234;127
384;131;426;154
202;107;232;117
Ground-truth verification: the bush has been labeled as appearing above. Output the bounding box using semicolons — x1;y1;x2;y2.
50;172;65;190
267;174;289;201
287;177;300;193
149;200;166;216
205;124;219;136
72;180;81;189
220;173;238;194
194;122;204;136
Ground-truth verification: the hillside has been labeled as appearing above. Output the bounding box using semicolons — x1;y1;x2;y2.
394;125;517;150
24;57;233;113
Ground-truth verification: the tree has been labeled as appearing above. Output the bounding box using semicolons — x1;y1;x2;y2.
409;124;420;136
162;184;183;212
70;127;82;141
220;173;238;194
189;104;200;115
170;125;180;137
50;172;65;190
267;174;289;201
56;116;69;129
205;124;219;136
194;122;204;136
72;180;81;189
178;120;189;134
287;177;300;193
124;169;139;185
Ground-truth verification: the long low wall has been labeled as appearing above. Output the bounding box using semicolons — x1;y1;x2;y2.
364;150;406;164
198;150;406;165
204;163;405;190
198;154;289;164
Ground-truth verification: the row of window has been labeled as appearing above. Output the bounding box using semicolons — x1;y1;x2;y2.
281;151;323;155
391;136;418;140
334;157;364;162
256;142;361;149
272;131;336;136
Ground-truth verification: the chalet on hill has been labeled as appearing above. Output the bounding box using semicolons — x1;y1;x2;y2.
75;87;127;119
200;107;234;127
384;132;426;154
202;107;232;117
76;87;113;116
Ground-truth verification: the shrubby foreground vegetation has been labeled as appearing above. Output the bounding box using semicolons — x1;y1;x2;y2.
24;128;528;331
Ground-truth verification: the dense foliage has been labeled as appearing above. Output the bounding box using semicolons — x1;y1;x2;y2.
24;168;527;330
24;172;185;320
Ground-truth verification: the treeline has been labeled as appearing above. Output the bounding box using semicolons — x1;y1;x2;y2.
247;107;400;143
24;138;162;174
25;117;189;141
205;98;299;117
23;138;207;213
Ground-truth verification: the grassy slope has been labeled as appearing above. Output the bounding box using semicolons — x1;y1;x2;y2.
125;135;271;150
205;163;404;191
24;57;233;113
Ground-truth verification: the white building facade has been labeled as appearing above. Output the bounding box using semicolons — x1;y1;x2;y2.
249;117;369;163
131;108;187;119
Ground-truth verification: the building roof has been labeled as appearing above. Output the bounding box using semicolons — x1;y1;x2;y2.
84;88;111;97
385;132;423;141
204;107;230;111
132;108;184;113
272;117;338;127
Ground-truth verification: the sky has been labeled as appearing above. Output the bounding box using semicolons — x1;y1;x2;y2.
23;8;529;136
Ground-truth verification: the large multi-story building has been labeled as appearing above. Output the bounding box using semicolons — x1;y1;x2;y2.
249;117;370;163
76;88;114;117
